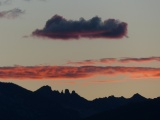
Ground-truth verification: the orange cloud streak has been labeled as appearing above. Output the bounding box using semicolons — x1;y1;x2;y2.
0;65;160;80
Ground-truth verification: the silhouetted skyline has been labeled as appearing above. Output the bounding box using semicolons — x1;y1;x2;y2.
0;81;160;120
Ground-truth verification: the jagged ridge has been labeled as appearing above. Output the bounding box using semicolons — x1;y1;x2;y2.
0;81;159;120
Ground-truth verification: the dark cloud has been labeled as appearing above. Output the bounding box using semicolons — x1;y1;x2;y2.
0;8;25;18
0;65;159;80
32;15;128;40
67;57;160;65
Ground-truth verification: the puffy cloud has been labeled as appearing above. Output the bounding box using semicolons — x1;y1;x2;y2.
32;15;128;40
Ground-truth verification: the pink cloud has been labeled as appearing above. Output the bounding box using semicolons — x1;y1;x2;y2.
0;65;160;80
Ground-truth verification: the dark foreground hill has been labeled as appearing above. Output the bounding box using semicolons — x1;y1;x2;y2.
0;81;160;120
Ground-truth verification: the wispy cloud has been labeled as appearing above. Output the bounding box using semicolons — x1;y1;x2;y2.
32;15;128;40
0;8;25;18
0;0;11;6
0;0;46;5
67;57;160;65
0;65;159;80
119;57;160;63
24;0;47;1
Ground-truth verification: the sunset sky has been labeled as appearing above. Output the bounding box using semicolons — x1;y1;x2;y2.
0;0;160;100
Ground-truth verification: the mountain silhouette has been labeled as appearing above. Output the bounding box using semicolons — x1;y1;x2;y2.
129;93;146;102
0;81;32;97
35;85;52;94
85;98;160;120
0;82;81;120
0;81;159;120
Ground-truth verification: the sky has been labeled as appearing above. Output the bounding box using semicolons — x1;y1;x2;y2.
0;0;160;100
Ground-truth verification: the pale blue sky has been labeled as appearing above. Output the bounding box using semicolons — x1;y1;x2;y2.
0;0;160;99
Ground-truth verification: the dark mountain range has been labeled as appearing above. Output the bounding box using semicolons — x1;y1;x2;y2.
0;81;159;120
86;98;160;120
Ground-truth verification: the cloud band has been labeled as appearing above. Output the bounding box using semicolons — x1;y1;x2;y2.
0;65;159;80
